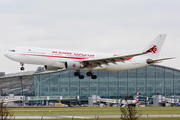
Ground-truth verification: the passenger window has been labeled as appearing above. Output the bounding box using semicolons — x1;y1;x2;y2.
11;50;15;52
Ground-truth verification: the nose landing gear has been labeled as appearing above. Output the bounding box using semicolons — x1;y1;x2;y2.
20;67;25;71
20;63;25;71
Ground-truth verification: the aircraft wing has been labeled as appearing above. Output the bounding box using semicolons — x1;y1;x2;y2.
81;45;171;67
82;51;150;66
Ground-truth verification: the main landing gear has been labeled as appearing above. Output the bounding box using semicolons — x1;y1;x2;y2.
74;71;84;79
86;71;97;79
20;62;25;71
74;71;97;79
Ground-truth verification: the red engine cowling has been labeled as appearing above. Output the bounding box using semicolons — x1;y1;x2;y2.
65;61;83;70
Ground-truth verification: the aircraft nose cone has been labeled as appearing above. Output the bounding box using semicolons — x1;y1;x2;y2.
4;51;8;58
4;51;11;59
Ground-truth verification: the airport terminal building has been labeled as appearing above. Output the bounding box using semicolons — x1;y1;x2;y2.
0;65;180;104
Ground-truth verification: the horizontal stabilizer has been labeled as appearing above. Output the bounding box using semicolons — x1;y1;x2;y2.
147;57;175;64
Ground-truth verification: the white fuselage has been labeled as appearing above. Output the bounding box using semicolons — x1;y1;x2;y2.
121;100;137;104
4;47;150;71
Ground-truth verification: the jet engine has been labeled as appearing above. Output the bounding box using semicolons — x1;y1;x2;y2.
44;65;60;71
65;61;84;70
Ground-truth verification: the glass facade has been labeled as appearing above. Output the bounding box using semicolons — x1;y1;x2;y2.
33;65;180;99
1;65;180;100
0;75;34;96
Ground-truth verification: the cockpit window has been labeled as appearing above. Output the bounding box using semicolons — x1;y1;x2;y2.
10;50;15;52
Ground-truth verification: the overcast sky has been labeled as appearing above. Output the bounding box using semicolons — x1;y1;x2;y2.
0;0;179;74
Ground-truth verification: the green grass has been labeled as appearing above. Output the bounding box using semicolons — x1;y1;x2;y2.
11;110;180;116
8;107;180;116
12;118;180;120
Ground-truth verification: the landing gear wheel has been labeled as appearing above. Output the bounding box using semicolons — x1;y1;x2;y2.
74;72;80;76
20;67;25;71
86;72;93;76
79;75;84;79
91;75;97;79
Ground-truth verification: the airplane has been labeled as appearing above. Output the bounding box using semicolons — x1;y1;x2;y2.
121;93;139;107
4;34;174;79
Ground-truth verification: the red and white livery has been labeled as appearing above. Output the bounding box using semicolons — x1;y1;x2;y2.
4;34;174;79
121;93;139;107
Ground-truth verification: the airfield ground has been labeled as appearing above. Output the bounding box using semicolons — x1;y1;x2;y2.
9;107;180;116
10;118;180;120
7;107;180;119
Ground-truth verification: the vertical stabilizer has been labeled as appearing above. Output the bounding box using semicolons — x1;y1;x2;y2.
135;93;139;103
142;34;167;58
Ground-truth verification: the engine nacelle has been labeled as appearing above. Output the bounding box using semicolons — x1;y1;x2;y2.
44;65;59;71
65;61;83;70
